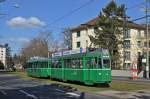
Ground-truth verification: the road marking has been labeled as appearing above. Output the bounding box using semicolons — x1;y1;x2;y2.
55;89;65;93
19;90;38;99
0;90;7;95
55;89;80;97
66;92;80;97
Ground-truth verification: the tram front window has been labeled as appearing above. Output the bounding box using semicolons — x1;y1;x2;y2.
103;59;110;68
98;58;102;69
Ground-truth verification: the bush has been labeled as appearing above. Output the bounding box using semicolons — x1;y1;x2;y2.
0;61;4;70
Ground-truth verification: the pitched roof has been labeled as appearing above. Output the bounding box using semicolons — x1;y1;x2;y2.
71;17;148;32
0;45;5;48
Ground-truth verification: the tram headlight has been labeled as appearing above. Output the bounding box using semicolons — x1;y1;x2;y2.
98;73;101;75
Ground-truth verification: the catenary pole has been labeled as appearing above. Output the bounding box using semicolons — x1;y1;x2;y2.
145;0;149;78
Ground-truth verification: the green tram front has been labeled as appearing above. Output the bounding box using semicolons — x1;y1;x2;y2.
84;49;111;85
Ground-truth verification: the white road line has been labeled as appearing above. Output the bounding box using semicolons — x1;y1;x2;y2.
55;89;80;97
19;90;38;99
66;92;80;97
55;89;66;93
0;90;7;95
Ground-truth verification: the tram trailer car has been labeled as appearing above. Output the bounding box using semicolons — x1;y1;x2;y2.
26;49;111;85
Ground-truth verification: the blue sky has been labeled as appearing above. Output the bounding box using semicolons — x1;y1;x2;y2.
0;0;146;55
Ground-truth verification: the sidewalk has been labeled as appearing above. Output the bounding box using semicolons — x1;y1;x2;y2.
112;76;150;84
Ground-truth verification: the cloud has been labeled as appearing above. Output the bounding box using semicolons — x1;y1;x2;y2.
9;37;30;43
7;17;46;29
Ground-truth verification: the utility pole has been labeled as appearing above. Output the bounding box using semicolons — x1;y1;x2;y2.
123;5;127;69
123;4;130;69
145;0;150;78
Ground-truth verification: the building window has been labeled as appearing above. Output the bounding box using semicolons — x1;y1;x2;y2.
144;42;147;48
124;40;130;49
144;30;147;37
94;27;98;33
138;52;141;57
137;30;141;38
137;41;141;48
124;29;131;38
77;42;80;48
77;31;80;37
124;51;130;60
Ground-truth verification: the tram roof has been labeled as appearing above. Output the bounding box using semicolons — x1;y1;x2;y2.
52;53;86;59
51;50;108;59
27;58;50;63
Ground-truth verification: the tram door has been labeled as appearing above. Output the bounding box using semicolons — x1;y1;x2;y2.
84;58;91;81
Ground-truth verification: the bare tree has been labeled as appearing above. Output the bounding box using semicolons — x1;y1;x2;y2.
62;28;72;50
19;30;64;65
19;30;53;64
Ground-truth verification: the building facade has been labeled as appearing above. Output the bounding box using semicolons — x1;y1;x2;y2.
71;17;149;70
0;45;6;67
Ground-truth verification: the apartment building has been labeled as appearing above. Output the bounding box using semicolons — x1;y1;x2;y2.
141;27;150;66
71;17;148;69
0;45;6;67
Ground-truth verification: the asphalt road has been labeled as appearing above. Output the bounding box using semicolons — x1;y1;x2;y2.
0;72;112;99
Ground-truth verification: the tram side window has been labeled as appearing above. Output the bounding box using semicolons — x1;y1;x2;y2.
52;60;61;68
64;59;82;69
48;61;51;68
71;60;76;68
35;62;37;68
37;62;41;68
30;63;33;68
52;60;55;68
87;58;96;69
28;63;31;68
34;62;36;68
34;62;37;68
79;59;83;69
86;59;91;69
71;59;82;69
40;62;42;68
33;62;36;68
97;58;102;69
42;62;46;68
37;62;40;68
103;59;110;68
32;62;34;68
75;59;83;69
44;62;47;68
64;59;71;68
45;62;48;68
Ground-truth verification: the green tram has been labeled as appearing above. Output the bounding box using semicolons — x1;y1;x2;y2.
26;48;111;85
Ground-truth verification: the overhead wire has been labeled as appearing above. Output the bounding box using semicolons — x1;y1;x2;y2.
44;0;96;29
45;1;147;30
